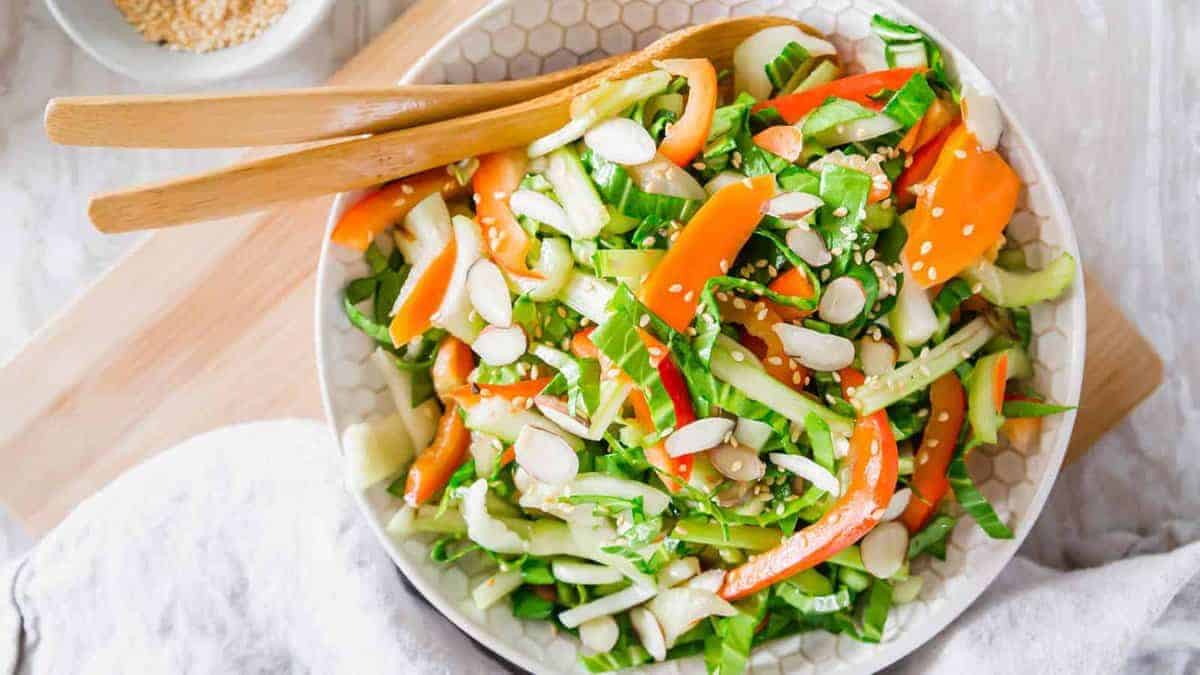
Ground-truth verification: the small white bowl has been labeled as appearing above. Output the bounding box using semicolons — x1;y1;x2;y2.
43;0;335;86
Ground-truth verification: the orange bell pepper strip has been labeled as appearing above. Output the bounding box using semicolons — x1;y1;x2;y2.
766;267;817;322
720;408;899;600
914;96;960;149
753;68;926;124
1000;417;1040;452
640;175;776;332
992;354;1009;414
445;377;555;408
893;120;960;209
388;237;457;347
655;58;718;167
897;118;923;153
403;405;471;507
899;372;965;533
570;327;600;360
330;168;469;251
721;295;808;394
473;150;540;277
902;125;1020;288
752;125;805;163
432;336;476;402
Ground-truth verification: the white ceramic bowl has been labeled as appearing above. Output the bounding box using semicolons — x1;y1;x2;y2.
316;1;1086;672
44;0;335;86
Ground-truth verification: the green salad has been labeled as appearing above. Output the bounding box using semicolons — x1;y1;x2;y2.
332;14;1076;674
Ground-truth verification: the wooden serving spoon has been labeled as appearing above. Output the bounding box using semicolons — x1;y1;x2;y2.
87;15;802;234
44;56;622;148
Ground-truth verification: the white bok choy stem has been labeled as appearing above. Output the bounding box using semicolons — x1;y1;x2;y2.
341;413;414;490
769;452;840;496
851;316;997;414
371;348;438;450
552;560;625;585
530;70;672;157
431;214;484;343
647;587;737;647
558;583;657;629
462;479;527;555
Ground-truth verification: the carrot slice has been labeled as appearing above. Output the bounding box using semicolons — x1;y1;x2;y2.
754;68;926;124
902;125;1020;287
752;125;805;162
473;150;540;277
388;236;457;347
330;168;468;251
639;175;776;332
899;373;965;532
656;59;718;167
403;405;471;507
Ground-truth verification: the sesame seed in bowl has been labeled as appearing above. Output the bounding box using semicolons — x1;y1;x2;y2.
44;0;336;86
113;0;291;54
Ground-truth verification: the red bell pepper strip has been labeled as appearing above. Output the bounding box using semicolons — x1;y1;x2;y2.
893;120;959;209
899;372;965;532
403;405;471;507
630;357;697;492
720;408;899;600
473;150;541;277
640;174;776;332
902;125;1021;288
753;68;926;124
330;168;468;251
655;59;718;167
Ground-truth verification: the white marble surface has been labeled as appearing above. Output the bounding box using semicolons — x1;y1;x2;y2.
1;0;1198;651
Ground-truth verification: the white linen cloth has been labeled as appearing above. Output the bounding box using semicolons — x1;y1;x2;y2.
3;420;1198;675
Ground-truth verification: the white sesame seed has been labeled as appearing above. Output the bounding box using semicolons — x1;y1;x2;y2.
962;224;975;236
932;207;945;218
731;351;745;362
954;149;968;159
639;314;650;328
833;207;849;218
912;260;925;272
927;266;938;281
668;283;683;294
920;241;933;255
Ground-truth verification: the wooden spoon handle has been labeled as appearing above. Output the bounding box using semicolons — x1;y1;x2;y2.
88;99;573;232
46;56;618;148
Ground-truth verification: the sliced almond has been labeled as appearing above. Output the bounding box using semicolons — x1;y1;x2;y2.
818;276;867;325
664;417;735;458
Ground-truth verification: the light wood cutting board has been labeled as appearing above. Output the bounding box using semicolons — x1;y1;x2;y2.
0;0;1161;536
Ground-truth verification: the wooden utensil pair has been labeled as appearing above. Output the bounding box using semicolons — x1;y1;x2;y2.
45;16;796;234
